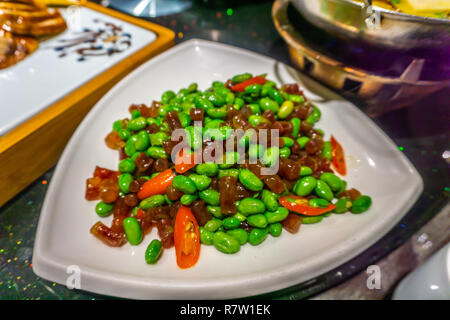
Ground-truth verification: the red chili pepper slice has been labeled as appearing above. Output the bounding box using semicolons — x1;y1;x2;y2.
136;209;146;219
231;76;267;92
174;205;200;269
278;195;335;216
331;135;346;176
174;148;196;174
137;169;175;200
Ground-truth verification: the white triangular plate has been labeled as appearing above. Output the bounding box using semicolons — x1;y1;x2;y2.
33;39;423;299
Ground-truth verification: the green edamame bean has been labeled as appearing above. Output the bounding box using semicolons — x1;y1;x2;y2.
261;190;278;211
118;128;131;141
123;217;143;245
196;97;214;110
196;162;218;177
238;169;264;192
238;130;256;148
222;217;241;230
225;92;235;104
261;81;276;96
233;212;247;222
248;144;264;159
180;194;198;205
185;126;203;150
178;112;191;128
247;214;268;228
264;207;289;224
319;172;343;193
118;158;136;173
206;92;225;107
302;216;323;224
226;229;248;245
207;206;224;219
213;231;240;254
278;101;294;119
172;175;197;194
290;118;301;138
131;109;141;119
238;198;266;216
161;90;176;104
350;195;372;214
248;115;269;127
279;147;291;158
268;88;284;105
247;103;261;115
113;119;123;131
245;84;262;96
218;169;240;179
322;141;332;161
281;137;294;147
199;188;220;206
124;138;136;157
204;119;223;129
259;97;279;113
294;176;317;196
297;136;310;149
145;239;162;264
289;94;304;104
212;81;224;88
187;83;198;93
150;132;169;146
269;223;282;237
232;73;252;84
146;146;167;159
160;121;170;133
118;173;133;193
308;198;329;208
315;180;334;201
126;117;147;131
300;166;313;176
204;219;222;232
140;194;165;209
187;175;210;191
95;201;114;217
134;131;149;151
219;152;240;169
206;106;227;119
262;146;280;167
315;128;325;136
306;106;321;124
234;97;245;110
200;227;214;245
248;227;269;246
333;197;352;213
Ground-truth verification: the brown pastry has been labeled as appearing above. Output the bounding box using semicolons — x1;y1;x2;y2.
0;29;38;69
0;1;67;37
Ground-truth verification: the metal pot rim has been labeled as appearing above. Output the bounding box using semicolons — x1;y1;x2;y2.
335;0;450;24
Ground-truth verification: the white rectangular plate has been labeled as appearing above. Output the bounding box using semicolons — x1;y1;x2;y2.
0;6;156;136
32;39;423;299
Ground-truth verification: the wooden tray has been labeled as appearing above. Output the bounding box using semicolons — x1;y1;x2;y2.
0;2;174;206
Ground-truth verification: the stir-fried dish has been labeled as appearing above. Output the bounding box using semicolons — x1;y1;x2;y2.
85;73;372;269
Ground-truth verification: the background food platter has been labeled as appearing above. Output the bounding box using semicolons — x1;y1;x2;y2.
0;2;174;206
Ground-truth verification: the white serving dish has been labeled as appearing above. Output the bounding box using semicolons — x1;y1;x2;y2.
32;39;423;299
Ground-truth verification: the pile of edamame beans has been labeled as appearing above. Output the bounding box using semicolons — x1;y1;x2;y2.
87;72;372;265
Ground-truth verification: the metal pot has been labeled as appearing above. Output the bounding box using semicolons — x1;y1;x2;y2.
291;0;450;50
272;0;450;116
